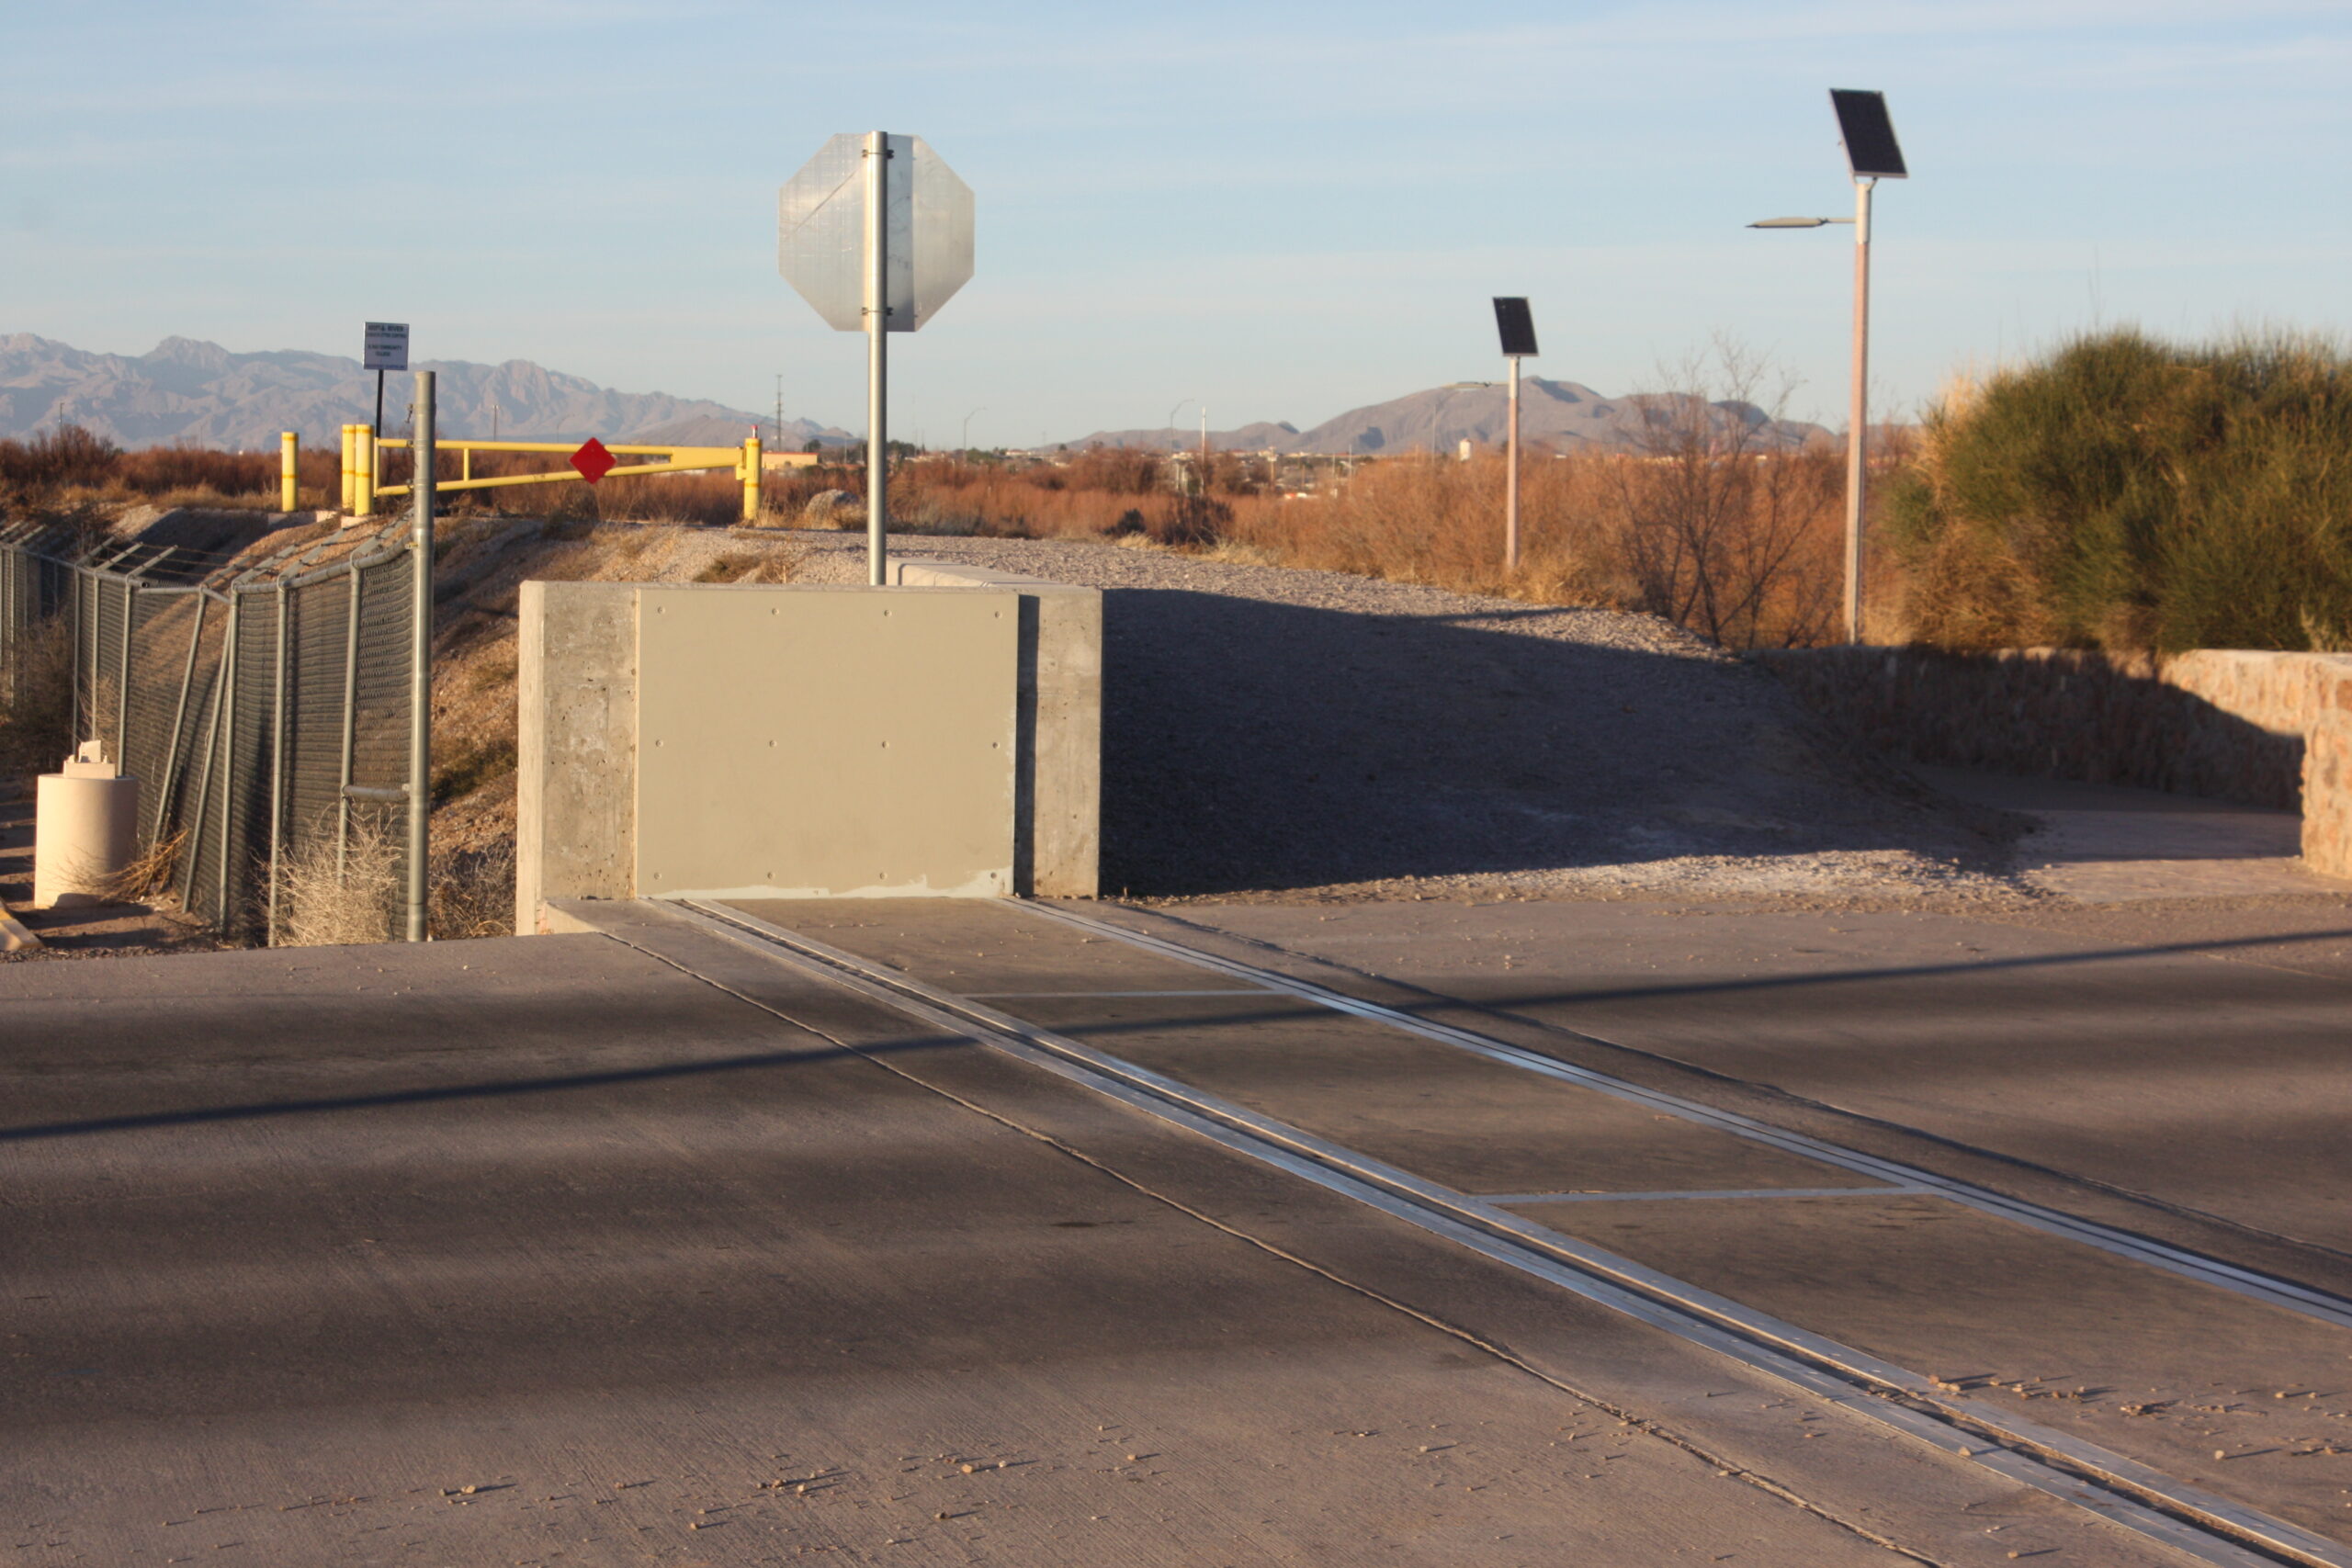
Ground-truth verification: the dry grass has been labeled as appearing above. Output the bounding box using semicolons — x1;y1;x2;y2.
95;829;185;904
277;817;401;947
430;841;515;940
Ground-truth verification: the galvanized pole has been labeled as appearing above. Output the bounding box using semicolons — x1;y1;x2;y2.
1844;177;1874;645
865;130;889;587
404;370;435;942
1505;356;1522;572
336;566;360;880
266;581;288;944
153;597;205;844
214;595;237;924
115;580;132;757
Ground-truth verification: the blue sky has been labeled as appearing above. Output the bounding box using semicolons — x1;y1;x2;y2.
6;1;2348;444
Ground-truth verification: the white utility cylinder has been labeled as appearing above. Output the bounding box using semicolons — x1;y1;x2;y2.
34;742;140;908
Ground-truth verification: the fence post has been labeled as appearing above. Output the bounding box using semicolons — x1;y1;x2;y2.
214;592;238;925
115;580;132;761
266;581;289;945
337;563;361;881
71;572;83;745
179;609;224;912
742;434;763;523
153;596;206;845
281;432;300;513
404;370;435;942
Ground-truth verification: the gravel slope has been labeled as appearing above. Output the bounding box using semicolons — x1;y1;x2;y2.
792;533;2017;901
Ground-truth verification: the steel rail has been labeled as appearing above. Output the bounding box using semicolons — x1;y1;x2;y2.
665;895;2352;1568
1013;899;2352;1334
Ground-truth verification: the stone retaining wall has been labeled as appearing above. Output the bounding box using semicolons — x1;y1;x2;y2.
1753;646;2352;878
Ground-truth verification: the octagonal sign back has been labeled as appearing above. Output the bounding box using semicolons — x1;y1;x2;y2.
779;133;974;333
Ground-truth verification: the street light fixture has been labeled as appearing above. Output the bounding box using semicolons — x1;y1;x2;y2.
1749;88;1906;644
1491;299;1538;570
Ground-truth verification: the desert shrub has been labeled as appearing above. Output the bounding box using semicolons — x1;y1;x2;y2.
277;817;401;946
0;425;121;492
1603;344;1844;649
118;446;274;497
1885;328;2352;651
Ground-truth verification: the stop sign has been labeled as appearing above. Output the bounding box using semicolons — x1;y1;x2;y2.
777;133;974;333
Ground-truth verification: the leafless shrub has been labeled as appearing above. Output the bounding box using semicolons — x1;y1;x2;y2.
94;829;185;904
1606;340;1843;650
277;817;401;947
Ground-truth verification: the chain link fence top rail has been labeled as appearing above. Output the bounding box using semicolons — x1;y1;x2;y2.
1;515;417;942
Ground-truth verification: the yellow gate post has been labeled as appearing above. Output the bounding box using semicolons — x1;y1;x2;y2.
741;434;763;523
340;425;356;513
281;432;300;512
355;428;375;515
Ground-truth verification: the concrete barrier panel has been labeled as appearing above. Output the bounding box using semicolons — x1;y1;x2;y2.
635;587;1017;898
518;578;1098;930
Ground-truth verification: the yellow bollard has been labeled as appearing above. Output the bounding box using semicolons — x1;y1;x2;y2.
741;434;763;523
355;428;375;515
340;425;355;513
281;432;300;513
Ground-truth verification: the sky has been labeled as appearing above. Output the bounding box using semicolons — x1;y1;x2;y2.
5;1;2349;446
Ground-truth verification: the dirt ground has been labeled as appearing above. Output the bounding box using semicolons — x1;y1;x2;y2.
0;801;217;961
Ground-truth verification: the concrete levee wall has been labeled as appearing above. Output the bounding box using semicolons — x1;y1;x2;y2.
515;575;1102;932
1755;645;2352;878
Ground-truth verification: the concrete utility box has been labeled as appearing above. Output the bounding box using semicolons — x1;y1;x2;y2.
516;576;1101;932
34;742;139;908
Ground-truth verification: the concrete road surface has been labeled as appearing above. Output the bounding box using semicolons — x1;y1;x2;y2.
0;912;2244;1568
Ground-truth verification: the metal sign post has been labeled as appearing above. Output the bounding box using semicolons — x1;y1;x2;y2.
404;369;435;943
864;131;890;584
780;132;975;585
364;322;409;441
1492;298;1539;572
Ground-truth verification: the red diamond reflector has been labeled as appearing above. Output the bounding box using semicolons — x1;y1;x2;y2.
570;437;616;484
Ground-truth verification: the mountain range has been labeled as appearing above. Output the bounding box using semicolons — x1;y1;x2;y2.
1062;378;1830;457
0;333;854;451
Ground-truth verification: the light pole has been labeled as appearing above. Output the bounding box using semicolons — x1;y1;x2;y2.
962;407;986;452
1491;299;1539;571
1750;89;1907;644
1167;399;1193;455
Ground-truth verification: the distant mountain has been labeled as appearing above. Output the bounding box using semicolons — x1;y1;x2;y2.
1056;420;1302;454
1064;378;1829;457
0;333;855;450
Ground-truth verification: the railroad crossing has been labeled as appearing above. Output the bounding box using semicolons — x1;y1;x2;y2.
6;889;2350;1566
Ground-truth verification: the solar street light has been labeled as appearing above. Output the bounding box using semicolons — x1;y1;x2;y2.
1748;90;1906;643
1492;298;1538;570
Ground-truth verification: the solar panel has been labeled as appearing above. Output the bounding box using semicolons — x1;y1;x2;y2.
1829;89;1907;179
1493;297;1538;358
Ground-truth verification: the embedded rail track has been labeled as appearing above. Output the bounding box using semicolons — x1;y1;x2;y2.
659;895;2352;1568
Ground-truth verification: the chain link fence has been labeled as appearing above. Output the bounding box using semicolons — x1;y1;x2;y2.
0;518;419;943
